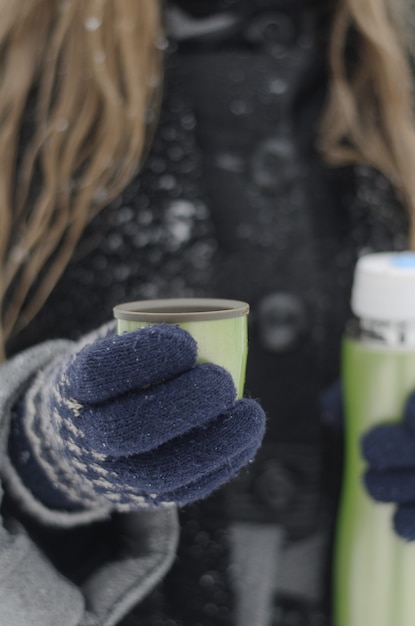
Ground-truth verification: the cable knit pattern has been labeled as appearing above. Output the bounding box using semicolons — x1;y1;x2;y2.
10;323;266;512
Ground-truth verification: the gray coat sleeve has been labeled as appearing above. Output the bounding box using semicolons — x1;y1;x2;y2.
0;341;180;626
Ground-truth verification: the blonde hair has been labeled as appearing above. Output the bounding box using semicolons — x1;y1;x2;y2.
319;0;415;245
0;0;162;359
1;0;415;360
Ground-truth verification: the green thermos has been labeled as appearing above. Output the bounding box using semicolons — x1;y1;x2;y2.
335;251;415;626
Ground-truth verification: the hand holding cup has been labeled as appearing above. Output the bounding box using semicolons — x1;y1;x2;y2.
10;302;266;512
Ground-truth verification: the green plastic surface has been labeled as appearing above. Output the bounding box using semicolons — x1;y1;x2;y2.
116;316;248;398
334;336;415;626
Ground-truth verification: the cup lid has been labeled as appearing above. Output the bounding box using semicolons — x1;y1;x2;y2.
113;298;250;322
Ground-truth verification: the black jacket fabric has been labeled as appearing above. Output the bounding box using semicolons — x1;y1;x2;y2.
5;1;409;625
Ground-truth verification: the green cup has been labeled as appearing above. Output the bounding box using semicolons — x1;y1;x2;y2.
113;298;250;398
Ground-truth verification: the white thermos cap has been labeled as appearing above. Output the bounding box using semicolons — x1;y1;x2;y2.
351;252;415;322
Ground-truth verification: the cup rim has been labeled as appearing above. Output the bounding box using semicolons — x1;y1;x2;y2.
113;298;249;322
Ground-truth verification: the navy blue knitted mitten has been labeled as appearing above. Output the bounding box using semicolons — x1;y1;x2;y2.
10;324;266;512
362;393;415;541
